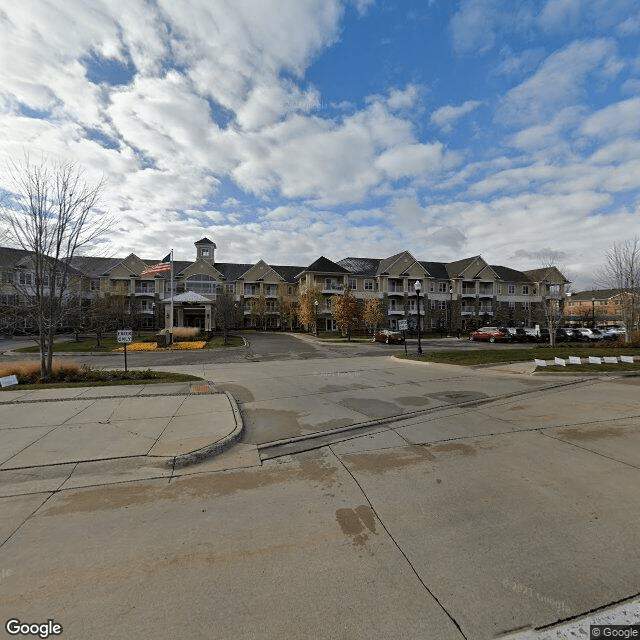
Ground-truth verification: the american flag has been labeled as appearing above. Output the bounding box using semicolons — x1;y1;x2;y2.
141;253;171;276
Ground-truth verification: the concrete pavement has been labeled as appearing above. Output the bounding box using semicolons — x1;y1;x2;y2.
0;381;249;495
1;354;639;639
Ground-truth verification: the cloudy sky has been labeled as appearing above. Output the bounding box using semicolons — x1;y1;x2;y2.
1;0;640;287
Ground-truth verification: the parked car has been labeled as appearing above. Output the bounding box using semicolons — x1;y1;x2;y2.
574;328;603;342
555;328;574;342
505;327;530;342
469;327;510;343
599;327;624;341
374;329;404;344
523;328;540;342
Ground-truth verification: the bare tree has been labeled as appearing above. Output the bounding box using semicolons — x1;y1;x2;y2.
214;290;240;344
594;238;640;343
0;157;109;378
527;255;572;347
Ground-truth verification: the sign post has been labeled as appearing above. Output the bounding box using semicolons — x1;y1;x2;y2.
117;329;133;372
398;319;408;356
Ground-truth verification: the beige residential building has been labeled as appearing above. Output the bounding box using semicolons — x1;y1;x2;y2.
0;237;570;335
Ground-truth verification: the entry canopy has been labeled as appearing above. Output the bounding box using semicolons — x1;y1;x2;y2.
172;291;211;303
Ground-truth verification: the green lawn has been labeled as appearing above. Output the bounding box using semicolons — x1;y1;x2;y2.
0;370;204;390
15;334;245;353
398;346;640;371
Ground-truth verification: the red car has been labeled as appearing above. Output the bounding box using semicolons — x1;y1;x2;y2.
374;330;405;344
469;327;510;343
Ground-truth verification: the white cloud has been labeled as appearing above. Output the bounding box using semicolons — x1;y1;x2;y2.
431;100;482;132
497;39;622;126
450;0;501;55
580;97;640;139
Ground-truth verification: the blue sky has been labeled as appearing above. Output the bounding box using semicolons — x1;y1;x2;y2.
1;0;640;287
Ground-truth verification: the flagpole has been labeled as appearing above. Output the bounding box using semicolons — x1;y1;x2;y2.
170;249;174;342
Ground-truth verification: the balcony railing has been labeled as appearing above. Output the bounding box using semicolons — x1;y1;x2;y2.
388;285;404;294
387;306;404;315
323;283;344;293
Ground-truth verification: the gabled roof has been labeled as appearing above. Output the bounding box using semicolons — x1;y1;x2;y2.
194;237;216;246
337;257;381;277
0;247;31;268
173;291;211;303
523;266;570;284
70;256;123;277
272;265;306;283
420;261;450;280
301;256;350;274
570;289;621;301
446;255;499;280
491;265;528;282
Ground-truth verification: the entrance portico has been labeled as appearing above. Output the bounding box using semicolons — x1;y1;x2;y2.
164;291;214;331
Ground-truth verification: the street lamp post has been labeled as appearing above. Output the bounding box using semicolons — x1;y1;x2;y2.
448;286;454;337
314;299;319;336
414;280;422;355
591;297;595;328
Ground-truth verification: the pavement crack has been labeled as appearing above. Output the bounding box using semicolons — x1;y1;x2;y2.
0;462;78;549
538;430;640;470
328;446;468;640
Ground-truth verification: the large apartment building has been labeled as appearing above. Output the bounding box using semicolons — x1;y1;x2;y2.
0;237;570;334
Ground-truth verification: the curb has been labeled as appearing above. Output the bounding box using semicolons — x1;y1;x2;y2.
171;389;245;468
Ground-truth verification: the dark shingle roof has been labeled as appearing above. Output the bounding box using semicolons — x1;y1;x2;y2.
445;256;483;278
337;257;381;276
69;256;123;277
302;256;350;274
0;247;30;268
420;261;449;279
570;289;620;301
491;265;528;282
272;265;307;283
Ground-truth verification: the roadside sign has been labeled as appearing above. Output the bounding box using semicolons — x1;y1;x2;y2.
0;375;18;388
398;320;408;331
117;329;133;344
117;329;133;372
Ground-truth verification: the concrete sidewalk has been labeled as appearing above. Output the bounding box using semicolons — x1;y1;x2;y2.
0;381;248;495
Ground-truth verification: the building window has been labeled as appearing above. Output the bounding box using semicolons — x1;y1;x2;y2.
349;278;357;290
364;280;374;291
438;300;446;310
244;284;258;296
509;301;515;309
507;284;516;295
19;272;32;286
522;285;529;295
438;282;447;293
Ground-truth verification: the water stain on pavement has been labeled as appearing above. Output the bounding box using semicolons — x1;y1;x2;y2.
241;408;301;444
395;396;431;407
341;445;435;475
42;453;338;516
217;383;254;403
335;505;377;546
428;442;476;456
428;390;488;404
339;398;403;418
553;425;627;441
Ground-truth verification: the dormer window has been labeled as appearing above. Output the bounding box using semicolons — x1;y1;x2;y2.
201;248;210;257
